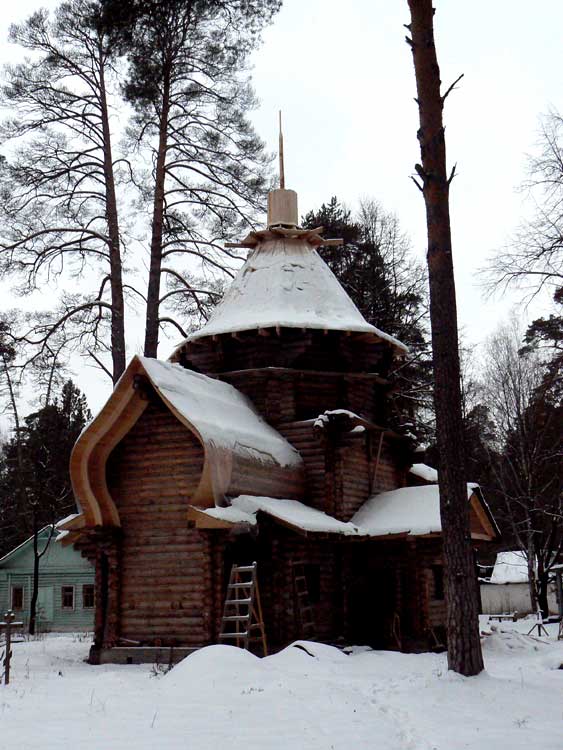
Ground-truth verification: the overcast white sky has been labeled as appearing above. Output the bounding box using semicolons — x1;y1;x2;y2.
1;0;561;414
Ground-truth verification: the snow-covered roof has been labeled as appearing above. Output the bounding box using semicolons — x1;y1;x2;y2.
139;357;300;470
0;525;54;564
173;238;407;352
351;484;477;537
55;513;80;530
490;551;529;584
69;356;304;528
191;482;497;540
198;495;361;535
409;463;438;483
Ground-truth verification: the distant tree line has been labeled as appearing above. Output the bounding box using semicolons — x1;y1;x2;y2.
0;377;90;632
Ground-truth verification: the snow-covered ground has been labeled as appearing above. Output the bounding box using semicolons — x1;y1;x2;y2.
2;618;562;750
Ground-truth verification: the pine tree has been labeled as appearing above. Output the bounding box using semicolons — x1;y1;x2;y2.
1;1;127;382
99;0;281;356
406;0;484;675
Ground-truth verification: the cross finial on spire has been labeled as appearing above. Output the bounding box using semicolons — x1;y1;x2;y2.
278;110;285;189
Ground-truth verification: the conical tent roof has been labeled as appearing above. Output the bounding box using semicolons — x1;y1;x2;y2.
175;235;407;353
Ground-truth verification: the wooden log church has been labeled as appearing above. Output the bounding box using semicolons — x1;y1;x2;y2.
60;180;498;663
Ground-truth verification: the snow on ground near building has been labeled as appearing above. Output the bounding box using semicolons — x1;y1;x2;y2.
2;619;563;750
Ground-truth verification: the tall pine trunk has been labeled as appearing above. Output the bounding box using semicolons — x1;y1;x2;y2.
99;59;126;381
406;0;484;675
99;46;126;382
144;70;171;358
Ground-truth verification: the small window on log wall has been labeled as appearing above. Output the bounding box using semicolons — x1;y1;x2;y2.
431;566;445;601
82;584;95;609
61;585;75;609
305;564;321;604
11;586;24;610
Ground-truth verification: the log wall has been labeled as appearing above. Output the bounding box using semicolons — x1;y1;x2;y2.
276;421;327;511
179;329;391;377
106;401;212;647
221;368;388;427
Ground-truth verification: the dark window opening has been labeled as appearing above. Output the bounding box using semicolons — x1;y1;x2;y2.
61;585;75;609
83;584;95;609
431;566;445;600
11;586;24;610
304;564;321;604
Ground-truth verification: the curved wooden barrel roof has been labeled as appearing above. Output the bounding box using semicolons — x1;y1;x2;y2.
67;356;304;531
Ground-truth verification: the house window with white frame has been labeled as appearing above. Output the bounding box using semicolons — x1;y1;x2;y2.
61;585;75;609
11;585;24;611
82;584;95;609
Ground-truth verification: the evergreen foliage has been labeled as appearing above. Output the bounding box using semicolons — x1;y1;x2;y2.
302;197;432;441
0;380;91;557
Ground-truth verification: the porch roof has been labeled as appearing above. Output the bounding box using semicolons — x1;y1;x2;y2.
351;484;498;540
188;485;497;542
188;495;362;536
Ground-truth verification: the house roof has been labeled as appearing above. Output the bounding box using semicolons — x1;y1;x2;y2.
490;551;529;584
138;357;300;470
189;495;361;536
0;525;55;565
172;237;407;355
67;356;304;530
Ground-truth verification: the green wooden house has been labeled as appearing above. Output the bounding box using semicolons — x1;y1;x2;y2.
0;525;95;632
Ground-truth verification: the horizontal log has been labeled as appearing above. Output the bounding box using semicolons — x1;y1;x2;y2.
122;586;208;598
122;602;206;614
121;558;207;569
121;613;206;624
121;568;207;580
122;545;207;557
116;454;203;468
121;541;207;552
121;633;208;644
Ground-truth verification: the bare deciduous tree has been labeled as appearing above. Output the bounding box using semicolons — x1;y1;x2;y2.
481;321;562;617
485;110;563;301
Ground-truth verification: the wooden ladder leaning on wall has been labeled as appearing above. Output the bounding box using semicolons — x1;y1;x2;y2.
219;562;267;656
291;560;316;640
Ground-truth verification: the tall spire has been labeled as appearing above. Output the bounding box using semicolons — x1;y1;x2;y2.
279;110;285;189
268;111;297;228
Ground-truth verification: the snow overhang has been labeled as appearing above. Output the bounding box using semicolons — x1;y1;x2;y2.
69;356;304;530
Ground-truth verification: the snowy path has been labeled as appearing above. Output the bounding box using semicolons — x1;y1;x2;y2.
2;621;562;750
